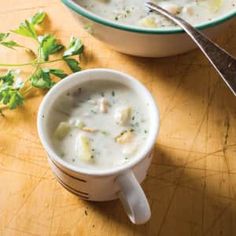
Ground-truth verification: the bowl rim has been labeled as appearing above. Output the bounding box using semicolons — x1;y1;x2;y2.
61;0;236;35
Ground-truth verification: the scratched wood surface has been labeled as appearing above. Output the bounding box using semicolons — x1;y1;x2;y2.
0;1;236;236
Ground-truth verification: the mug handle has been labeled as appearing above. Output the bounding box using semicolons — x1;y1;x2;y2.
116;170;151;224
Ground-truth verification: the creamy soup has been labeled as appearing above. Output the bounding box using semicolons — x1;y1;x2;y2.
76;0;236;28
50;80;150;170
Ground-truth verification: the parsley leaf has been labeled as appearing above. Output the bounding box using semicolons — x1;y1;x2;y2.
10;11;46;41
0;85;24;109
38;34;64;61
30;11;46;25
63;37;83;73
30;68;55;89
0;33;22;49
0;33;10;41
49;69;67;79
0;70;15;85
12;20;37;40
1;41;22;49
63;37;84;57
64;58;81;72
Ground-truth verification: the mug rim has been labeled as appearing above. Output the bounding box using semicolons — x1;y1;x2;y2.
37;68;160;176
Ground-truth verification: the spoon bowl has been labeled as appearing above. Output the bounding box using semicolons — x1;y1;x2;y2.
146;2;236;96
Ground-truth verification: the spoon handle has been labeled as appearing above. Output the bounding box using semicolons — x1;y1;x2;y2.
146;2;236;96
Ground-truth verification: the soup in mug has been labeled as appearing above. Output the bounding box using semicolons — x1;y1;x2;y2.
51;80;151;170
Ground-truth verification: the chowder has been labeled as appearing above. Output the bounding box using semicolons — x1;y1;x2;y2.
51;80;151;170
77;0;236;28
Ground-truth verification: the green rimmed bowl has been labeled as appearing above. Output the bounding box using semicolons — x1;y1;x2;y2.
62;0;236;57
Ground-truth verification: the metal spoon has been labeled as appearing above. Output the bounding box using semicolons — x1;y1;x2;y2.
146;2;236;96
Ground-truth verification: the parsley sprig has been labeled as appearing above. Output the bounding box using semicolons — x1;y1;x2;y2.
0;11;84;114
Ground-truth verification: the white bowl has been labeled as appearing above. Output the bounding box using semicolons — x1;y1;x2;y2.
61;0;236;57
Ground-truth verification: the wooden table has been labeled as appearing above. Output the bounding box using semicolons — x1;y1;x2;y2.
0;1;235;235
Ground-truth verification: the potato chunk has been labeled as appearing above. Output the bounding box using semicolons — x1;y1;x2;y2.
99;98;109;113
115;130;134;144
54;122;70;140
114;106;131;126
139;16;157;28
209;0;223;11
75;135;93;162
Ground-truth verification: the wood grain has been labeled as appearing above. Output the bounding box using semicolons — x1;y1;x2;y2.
0;1;235;235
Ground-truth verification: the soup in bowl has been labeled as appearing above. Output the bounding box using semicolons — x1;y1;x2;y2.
77;0;236;28
62;0;236;57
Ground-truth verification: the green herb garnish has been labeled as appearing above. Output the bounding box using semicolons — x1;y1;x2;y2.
101;130;109;135
0;85;24;109
63;36;84;57
0;11;84;114
91;110;97;114
30;11;46;25
38;34;64;61
12;20;38;40
120;130;127;135
63;58;81;72
0;33;23;49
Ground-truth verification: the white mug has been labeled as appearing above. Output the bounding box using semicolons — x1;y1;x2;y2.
37;69;160;224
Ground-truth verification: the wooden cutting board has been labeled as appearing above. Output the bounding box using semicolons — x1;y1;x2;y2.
0;1;235;235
